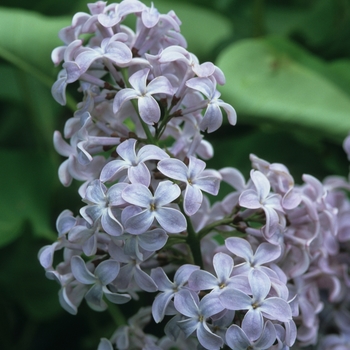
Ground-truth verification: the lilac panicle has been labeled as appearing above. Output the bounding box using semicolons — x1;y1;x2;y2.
40;1;350;349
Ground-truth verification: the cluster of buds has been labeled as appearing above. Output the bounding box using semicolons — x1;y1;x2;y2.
38;1;350;349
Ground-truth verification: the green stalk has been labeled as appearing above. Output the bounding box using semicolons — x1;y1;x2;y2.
182;205;204;268
197;217;234;240
106;300;126;327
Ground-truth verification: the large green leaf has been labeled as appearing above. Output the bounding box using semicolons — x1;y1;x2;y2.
216;36;350;142
0;7;69;87
0;150;57;247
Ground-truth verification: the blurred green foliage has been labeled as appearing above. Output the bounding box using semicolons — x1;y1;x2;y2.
1;0;350;349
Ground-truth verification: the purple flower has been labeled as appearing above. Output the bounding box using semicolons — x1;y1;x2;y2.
225;237;282;276
185;76;237;132
188;252;236;292
113;68;175;125
122;180;186;234
174;289;225;350
225;320;276;350
239;170;284;238
100;138;169;185
151;264;200;323
220;269;292;341
70;255;130;311
80;179;126;236
158;156;221;216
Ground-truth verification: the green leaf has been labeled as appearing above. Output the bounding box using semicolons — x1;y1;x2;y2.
0;149;57;247
0;7;69;87
216;36;350;142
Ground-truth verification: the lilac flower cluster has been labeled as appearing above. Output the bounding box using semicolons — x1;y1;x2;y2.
39;1;350;349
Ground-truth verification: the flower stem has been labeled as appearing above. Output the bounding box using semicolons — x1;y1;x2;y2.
182;207;204;268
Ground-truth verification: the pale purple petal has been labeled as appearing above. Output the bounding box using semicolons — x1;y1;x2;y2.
146;76;175;95
85;283;106;311
249;269;271;302
219;288;252;310
225;324;251;350
117;138;137;162
85;179;106;203
253;320;277;348
184;184;203;216
138;144;170;162
259;297;292;322
138;95;161;124
188;270;218;291
218;101;237;126
251;170;271;201
225;237;253;262
239;189;261;209
101;209;123;236
174;290;199;317
154;207;186;233
129;162;151;186
253;242;281;265
242;308;263;341
195;175;220;195
100;160;128;182
129;68;149;94
152;291;174;323
134;266;158;292
154;180;181;207
174;264;200;287
200;293;225;317
94;259;120;285
157;158;188;182
213;252;234;283
108;183;128;206
197;322;224;350
103;287;131;304
122;183;152;207
177;318;199;338
200;103;223;133
151;267;173;291
104;42;132;65
113;88;138;113
71;255;96;285
125;209;154;234
138;228;168;251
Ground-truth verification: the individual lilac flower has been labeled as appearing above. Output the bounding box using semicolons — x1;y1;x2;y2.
113;68;175;125
220;269;292;341
70;255;130;311
64;33;132;83
109;243;158;292
157;156;221;216
122;180;186;234
116;228;168;261
239;170;284;238
225;320;277;350
151;264;200;323
111;307;157;350
174;289;225;350
188;252;236;293
80;179;126;236
100;138;169;184
225;237;282;277
185;76;237;132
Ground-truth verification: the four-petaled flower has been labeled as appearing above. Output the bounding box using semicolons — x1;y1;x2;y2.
158;155;221;216
121;180;187;234
113;68;175;125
